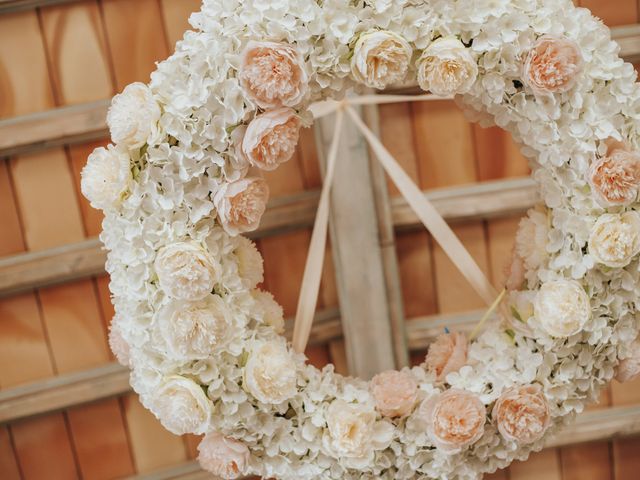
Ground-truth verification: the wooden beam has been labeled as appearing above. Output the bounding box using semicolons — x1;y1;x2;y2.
315;106;396;379
0;100;109;158
0;190;319;297
0;179;535;297
0;0;78;14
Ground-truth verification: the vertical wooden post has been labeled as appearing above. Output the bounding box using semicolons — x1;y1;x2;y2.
315;105;396;379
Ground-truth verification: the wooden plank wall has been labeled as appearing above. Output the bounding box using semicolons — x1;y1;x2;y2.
0;0;638;479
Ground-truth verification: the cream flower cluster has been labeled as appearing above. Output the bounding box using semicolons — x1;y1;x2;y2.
81;0;640;478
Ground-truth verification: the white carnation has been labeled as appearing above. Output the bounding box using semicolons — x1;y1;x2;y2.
147;375;212;435
157;294;231;360
243;340;296;404
233;236;264;289
515;207;550;270
533;280;591;337
107;82;161;148
351;30;412;89
155;242;220;301
251;290;285;333
80;144;131;211
589;212;640;268
417;36;478;96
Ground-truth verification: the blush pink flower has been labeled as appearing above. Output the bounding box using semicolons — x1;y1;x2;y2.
213;177;269;236
523;35;583;95
425;332;468;382
589;139;640;207
492;384;550;445
421;389;486;453
239;41;308;109
241;108;301;171
616;338;640;383
198;432;250;480
370;370;418;418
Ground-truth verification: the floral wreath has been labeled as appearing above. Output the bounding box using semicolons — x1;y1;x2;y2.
80;0;640;479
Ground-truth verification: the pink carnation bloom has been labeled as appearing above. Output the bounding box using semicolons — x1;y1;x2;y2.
198;432;250;479
213;177;269;236
370;370;418;418
425;332;468;382
241;108;301;171
523;35;583;95
239;41;308;109
422;389;486;453
589;138;640;207
492;384;551;445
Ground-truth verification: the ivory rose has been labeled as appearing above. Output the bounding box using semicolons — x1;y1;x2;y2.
533;279;591;337
523;35;583;95
351;30;412;89
198;432;250;480
425;332;468;382
243;340;297;404
493;384;551;445
323;399;394;468
251;290;285;334
417;36;478;96
107;82;161;148
241;108;301;171
213;177;270;236
515;207;549;271
157;294;230;360
589;212;640;268
422;389;486;453
616;338;640;383
589;139;640;207
239;41;308;109
370;370;418;418
233;236;264;289
148;376;212;435
154;242;219;301
80;144;132;212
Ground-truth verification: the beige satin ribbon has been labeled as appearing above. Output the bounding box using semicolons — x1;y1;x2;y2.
292;97;498;353
291;108;345;353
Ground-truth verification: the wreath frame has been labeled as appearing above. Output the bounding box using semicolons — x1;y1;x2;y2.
80;1;640;479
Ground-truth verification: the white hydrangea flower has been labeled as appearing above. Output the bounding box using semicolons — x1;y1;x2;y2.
107;82;161;149
233;236;264;289
516;206;550;271
251;290;285;333
80;144;132;211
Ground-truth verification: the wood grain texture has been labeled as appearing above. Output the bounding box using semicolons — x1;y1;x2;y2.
102;0;168;90
159;0;201;47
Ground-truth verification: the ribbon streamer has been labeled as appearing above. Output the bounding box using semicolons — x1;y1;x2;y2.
292;109;345;353
292;97;498;353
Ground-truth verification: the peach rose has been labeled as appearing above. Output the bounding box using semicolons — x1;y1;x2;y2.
213;177;269;236
351;30;412;89
616;338;640;383
492;384;550;445
589;139;640;207
424;332;468;382
198;432;250;480
523;35;583;95
422;389;486;453
241;108;301;171
239;41;308;109
370;370;418;418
